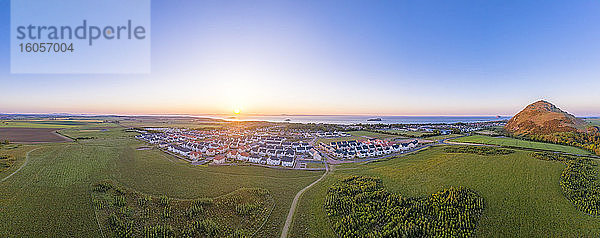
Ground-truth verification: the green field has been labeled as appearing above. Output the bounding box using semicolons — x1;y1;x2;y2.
0;128;323;237
586;119;600;127
0;120;119;129
450;135;592;155
425;133;464;141
290;146;600;237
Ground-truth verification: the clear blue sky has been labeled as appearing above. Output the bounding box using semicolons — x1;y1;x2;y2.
1;0;599;116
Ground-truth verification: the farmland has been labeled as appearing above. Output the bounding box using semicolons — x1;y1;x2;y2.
0;128;323;237
0;119;114;128
0;128;72;143
587;118;600;127
290;146;600;237
450;135;592;155
0;144;38;174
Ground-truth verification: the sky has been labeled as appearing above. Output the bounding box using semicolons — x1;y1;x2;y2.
1;0;599;116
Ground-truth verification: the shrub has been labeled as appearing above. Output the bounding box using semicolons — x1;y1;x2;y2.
144;224;174;238
325;176;485;237
159;195;170;206
93;181;113;193
183;219;220;237
444;146;514;155
560;158;600;216
235;203;260;216
113;195;127;207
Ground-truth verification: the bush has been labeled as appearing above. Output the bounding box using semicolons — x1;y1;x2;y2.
325;176;485;237
560;158;600;216
107;214;133;238
159;195;170;206
235;203;260;216
93;181;113;193
144;224;174;238
444;146;514;155
138;195;152;207
113;195;127;207
183;219;220;237
531;152;576;162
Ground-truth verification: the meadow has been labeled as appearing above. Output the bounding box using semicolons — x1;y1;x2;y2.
290;146;600;237
586;119;600;126
450;135;592;155
0;119;115;128
0;128;323;237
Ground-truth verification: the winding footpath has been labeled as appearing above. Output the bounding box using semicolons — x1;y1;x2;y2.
1;147;41;183
280;161;329;238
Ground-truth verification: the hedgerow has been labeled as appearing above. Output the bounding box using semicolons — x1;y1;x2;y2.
444;146;514;155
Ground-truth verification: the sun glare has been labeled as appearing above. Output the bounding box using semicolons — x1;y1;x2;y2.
234;108;241;114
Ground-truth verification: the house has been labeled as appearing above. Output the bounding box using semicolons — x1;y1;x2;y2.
206;148;217;156
227;150;239;159
237;152;250;161
248;155;261;164
281;156;294;167
169;145;191;157
189;151;202;161
213;155;226;164
267;156;281;166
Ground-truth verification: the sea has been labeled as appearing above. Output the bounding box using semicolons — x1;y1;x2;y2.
215;115;511;125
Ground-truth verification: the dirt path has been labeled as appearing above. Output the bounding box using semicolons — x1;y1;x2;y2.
1;147;42;182
280;162;329;238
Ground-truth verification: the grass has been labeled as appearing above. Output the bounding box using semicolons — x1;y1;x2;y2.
0;120;119;129
0;144;38;175
425;133;463;141
92;181;274;237
451;135;592;155
586;119;600;127
290;146;600;237
0;128;323;237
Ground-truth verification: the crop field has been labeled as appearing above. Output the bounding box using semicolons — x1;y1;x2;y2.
0;128;323;237
450;135;592;155
290;146;600;237
586;119;600;126
0;119;116;128
0;128;72;143
118;118;226;130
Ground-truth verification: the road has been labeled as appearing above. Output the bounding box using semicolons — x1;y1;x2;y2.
280;160;329;238
1;147;42;183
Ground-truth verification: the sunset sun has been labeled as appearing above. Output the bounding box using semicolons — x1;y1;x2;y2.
234;108;241;114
